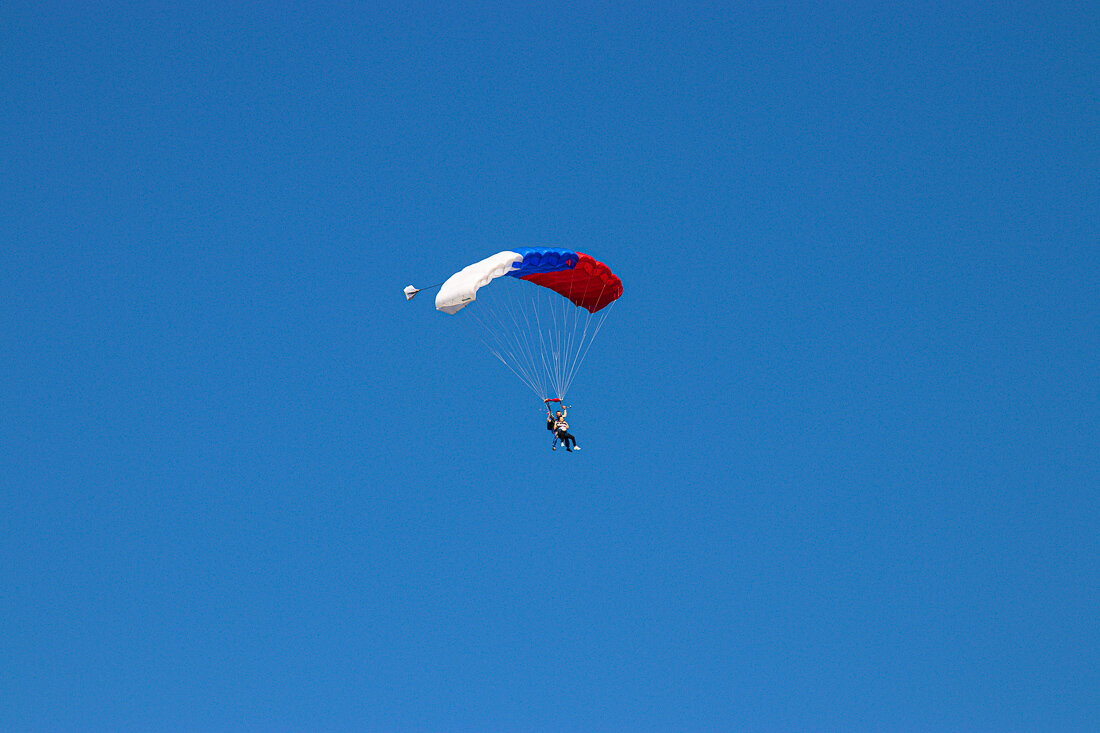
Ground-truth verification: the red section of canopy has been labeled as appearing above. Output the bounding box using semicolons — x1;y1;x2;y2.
520;253;623;313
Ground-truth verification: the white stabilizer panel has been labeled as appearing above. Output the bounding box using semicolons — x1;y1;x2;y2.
435;251;523;314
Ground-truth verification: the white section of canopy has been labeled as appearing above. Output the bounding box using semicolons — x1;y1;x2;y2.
435;250;523;314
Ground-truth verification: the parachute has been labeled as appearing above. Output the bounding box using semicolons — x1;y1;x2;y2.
406;247;623;400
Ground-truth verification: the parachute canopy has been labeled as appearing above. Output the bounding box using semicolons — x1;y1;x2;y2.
436;247;623;315
423;247;623;401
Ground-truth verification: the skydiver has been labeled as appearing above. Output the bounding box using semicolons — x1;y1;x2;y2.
553;408;579;452
546;407;560;450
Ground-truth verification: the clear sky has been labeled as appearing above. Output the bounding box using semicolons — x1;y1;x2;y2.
3;1;1098;730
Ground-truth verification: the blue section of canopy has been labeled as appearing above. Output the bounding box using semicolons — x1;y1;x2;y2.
505;247;579;278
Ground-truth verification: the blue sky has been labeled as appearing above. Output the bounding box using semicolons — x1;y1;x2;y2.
3;1;1098;730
